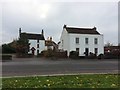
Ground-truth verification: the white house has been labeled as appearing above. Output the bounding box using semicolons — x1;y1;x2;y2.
58;25;104;56
19;28;45;55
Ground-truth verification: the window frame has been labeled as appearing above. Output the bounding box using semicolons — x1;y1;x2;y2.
76;37;79;44
85;38;89;44
94;38;98;44
94;48;98;55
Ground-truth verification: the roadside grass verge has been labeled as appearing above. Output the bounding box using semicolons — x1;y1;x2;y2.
2;74;119;88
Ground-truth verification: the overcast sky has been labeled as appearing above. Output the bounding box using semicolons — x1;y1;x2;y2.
1;0;119;45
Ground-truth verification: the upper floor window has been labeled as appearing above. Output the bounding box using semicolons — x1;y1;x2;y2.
76;38;79;44
94;38;98;44
37;44;39;48
37;40;39;43
85;38;88;44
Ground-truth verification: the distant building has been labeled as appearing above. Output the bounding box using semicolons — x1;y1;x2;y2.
104;46;120;54
45;37;58;51
58;25;104;56
19;28;45;55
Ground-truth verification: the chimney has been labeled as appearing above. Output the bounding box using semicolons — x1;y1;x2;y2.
50;37;52;41
47;37;49;40
41;29;44;35
63;24;67;29
93;26;96;30
19;28;22;38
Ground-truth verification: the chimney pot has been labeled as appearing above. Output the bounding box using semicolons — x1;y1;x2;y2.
63;24;67;28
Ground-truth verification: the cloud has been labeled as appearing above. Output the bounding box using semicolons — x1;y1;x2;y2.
2;1;118;45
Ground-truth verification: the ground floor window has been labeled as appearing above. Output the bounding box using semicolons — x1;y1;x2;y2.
37;50;39;55
94;48;98;55
76;48;79;54
85;48;89;56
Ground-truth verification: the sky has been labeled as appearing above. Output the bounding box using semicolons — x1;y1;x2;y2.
1;0;119;45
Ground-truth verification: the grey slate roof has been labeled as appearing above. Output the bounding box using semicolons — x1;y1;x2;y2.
20;33;45;40
65;27;100;35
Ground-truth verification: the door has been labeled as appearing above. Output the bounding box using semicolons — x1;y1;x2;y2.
85;48;89;56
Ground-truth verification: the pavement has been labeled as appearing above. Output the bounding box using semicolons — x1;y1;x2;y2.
1;58;119;77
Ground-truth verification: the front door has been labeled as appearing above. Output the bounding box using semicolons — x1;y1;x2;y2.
31;47;36;55
85;48;89;56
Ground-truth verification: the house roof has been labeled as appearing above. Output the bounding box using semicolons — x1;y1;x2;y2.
45;40;57;46
20;33;45;40
65;26;100;35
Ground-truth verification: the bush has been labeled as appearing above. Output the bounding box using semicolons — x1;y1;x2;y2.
69;51;79;59
104;53;119;59
1;54;12;61
98;54;104;59
2;44;16;54
54;51;67;58
16;54;33;58
87;52;96;59
43;49;54;57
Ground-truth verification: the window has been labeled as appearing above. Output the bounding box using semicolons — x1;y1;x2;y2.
37;40;39;43
94;48;98;55
85;48;89;56
85;38;88;44
76;48;79;55
37;50;39;55
37;44;39;48
76;38;79;44
94;38;98;44
76;48;79;52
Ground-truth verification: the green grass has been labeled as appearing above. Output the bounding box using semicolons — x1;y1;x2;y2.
2;74;119;88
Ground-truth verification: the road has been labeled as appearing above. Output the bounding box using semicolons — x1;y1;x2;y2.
1;58;119;77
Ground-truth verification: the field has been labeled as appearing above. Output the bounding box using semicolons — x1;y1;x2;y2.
2;74;119;88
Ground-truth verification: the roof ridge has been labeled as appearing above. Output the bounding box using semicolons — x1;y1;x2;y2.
65;26;100;35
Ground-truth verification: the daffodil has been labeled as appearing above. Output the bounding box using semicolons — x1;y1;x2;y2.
46;80;49;82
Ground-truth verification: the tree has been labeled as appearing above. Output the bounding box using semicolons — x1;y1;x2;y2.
105;42;113;47
15;34;29;55
2;43;16;54
2;39;18;54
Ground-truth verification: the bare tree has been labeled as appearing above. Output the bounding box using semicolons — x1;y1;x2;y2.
105;42;113;47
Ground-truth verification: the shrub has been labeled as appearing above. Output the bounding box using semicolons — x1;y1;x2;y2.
43;49;54;57
69;51;79;59
2;54;12;61
87;52;96;59
54;51;68;58
98;53;104;59
15;53;33;58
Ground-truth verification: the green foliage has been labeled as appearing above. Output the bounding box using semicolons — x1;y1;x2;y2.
2;74;119;88
43;49;54;57
1;54;12;60
15;35;29;55
69;51;79;59
2;43;16;54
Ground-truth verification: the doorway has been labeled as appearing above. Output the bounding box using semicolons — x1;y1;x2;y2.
85;48;89;56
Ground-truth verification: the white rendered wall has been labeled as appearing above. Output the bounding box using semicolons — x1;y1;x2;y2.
28;40;45;55
69;34;104;56
28;40;37;55
59;28;104;56
59;28;70;56
39;40;45;53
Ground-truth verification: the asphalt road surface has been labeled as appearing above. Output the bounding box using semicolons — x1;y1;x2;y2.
1;58;118;77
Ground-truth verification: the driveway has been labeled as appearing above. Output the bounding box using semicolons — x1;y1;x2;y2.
1;58;118;77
